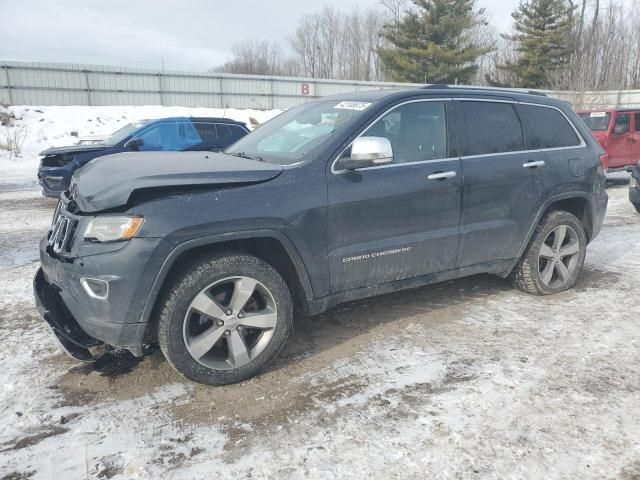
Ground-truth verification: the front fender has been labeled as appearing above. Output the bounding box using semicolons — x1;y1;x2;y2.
137;228;314;324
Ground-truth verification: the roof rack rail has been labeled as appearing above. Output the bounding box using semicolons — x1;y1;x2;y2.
420;84;549;97
421;84;450;89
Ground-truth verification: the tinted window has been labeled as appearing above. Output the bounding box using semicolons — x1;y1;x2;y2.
518;104;581;149
459;101;524;156
136;121;201;151
192;123;219;147
578;111;611;132
361;101;447;163
613;113;630;134
635;113;640;132
216;124;246;145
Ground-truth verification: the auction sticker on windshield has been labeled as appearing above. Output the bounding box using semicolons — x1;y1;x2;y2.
334;101;372;111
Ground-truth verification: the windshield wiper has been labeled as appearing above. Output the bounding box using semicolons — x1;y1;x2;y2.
229;151;264;162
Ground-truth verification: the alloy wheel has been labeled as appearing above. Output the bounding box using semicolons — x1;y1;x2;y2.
183;276;278;370
537;225;581;289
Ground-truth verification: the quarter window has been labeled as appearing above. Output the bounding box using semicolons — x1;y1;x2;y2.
458;101;524;156
360;101;447;163
517;104;581;149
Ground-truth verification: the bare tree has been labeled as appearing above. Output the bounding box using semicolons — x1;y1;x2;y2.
211;40;297;76
289;6;388;81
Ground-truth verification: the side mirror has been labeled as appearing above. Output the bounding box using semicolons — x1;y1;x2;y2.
337;136;394;171
124;137;144;151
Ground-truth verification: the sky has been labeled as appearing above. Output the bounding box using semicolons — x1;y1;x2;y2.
0;0;518;72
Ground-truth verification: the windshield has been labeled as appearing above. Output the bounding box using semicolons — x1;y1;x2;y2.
226;100;374;165
578;112;611;132
103;121;149;146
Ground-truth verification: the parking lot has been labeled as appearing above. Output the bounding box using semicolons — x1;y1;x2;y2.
1;182;639;479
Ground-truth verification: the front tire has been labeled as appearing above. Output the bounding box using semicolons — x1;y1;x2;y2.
158;253;293;385
510;211;587;295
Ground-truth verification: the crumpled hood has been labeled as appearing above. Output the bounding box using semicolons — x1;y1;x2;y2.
39;144;110;156
71;151;283;212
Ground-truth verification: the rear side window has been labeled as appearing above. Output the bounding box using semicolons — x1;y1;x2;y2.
634;112;640;132
193;122;219;146
517;104;581;149
216;124;246;145
458;101;524;156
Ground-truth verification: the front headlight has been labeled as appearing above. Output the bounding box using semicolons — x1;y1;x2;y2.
630;176;638;188
84;216;144;242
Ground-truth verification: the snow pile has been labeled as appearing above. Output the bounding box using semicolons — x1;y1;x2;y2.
0;105;282;188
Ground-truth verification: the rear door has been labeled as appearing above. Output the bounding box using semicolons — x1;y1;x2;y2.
516;102;587;205
607;112;634;168
455;99;545;267
327;98;462;293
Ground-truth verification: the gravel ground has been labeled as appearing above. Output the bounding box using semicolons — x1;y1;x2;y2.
0;184;638;480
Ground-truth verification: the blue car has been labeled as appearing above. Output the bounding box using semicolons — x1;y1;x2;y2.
37;116;249;197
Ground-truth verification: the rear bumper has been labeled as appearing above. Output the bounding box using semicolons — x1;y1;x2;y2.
630;185;640;206
589;190;608;240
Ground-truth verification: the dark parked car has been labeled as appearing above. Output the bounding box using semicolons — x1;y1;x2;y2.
37;117;249;197
34;86;608;385
630;162;640;212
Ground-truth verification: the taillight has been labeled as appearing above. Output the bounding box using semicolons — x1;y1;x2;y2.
599;153;609;172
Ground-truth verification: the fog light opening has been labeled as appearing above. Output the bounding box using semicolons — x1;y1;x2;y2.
80;277;109;300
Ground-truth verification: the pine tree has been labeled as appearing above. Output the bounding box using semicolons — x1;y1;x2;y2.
377;0;489;84
492;0;576;88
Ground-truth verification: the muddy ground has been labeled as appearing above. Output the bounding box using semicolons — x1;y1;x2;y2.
1;183;639;479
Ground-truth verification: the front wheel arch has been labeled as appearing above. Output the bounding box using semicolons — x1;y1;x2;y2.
140;232;313;334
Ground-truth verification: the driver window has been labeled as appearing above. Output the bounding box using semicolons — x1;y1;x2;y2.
613;113;630;135
362;101;447;163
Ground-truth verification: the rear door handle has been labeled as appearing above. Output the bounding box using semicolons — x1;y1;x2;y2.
523;160;545;169
427;171;457;180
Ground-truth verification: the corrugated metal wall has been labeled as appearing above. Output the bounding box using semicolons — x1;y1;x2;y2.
2;61;640;110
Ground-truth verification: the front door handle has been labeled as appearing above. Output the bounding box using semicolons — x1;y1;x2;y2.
428;171;457;180
523;160;546;168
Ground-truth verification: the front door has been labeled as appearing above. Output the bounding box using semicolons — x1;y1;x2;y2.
326;99;462;293
607;112;634;169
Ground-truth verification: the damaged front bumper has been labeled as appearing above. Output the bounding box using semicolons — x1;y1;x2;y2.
33;267;101;361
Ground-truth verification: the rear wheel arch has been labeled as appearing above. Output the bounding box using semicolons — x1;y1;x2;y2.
544;196;593;241
517;193;593;260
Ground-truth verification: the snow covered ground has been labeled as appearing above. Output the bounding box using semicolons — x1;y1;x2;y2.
0;184;639;478
0;105;281;190
1;106;639;478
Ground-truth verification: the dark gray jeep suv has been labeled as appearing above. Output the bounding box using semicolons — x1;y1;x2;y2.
34;86;608;385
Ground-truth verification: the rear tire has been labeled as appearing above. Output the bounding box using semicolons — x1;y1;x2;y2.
510;211;587;295
158;252;293;385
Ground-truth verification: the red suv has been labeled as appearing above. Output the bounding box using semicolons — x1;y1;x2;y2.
578;109;639;171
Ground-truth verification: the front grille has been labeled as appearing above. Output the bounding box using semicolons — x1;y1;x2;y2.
48;201;77;254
